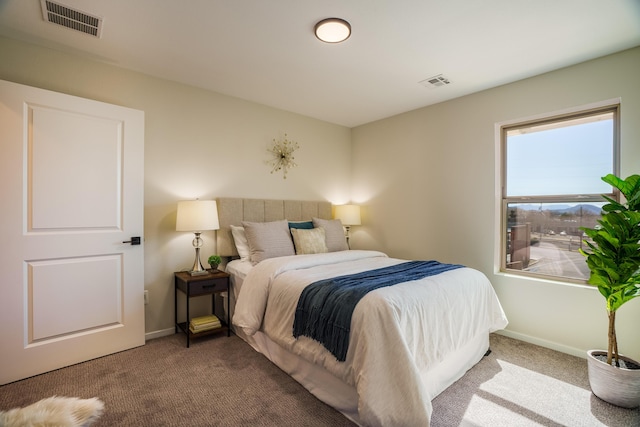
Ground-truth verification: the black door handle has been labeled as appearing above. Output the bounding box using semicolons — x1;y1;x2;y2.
123;236;141;245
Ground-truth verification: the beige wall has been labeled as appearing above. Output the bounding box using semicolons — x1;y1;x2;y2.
0;36;352;337
2;34;639;360
351;47;640;360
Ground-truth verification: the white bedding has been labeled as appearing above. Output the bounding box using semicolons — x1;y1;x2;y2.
233;250;508;426
225;258;253;281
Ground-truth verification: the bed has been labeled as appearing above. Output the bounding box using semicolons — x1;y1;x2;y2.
217;198;508;426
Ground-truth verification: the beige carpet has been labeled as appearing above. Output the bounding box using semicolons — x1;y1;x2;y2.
1;333;638;426
0;333;352;427
432;335;639;426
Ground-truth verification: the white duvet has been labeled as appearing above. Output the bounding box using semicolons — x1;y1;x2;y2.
233;250;508;426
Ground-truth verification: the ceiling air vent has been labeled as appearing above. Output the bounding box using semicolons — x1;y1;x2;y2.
40;0;103;38
419;74;452;89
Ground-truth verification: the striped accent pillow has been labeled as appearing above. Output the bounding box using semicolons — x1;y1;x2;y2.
291;227;328;255
242;220;295;264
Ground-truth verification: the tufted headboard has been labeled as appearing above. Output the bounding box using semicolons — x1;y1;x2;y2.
216;198;333;257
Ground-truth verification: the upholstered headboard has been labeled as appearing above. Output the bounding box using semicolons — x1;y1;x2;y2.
216;198;332;257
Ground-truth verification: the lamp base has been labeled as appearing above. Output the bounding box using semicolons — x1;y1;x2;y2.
189;242;208;276
345;225;351;249
189;270;209;276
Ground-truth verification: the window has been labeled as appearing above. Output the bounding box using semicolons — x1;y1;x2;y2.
500;103;619;283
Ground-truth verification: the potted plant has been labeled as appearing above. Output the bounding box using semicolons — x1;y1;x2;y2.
207;255;221;271
580;173;640;408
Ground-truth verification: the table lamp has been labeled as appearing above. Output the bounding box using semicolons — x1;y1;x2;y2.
334;204;361;247
176;200;219;275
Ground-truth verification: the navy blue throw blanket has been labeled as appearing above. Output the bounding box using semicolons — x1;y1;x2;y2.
292;260;464;362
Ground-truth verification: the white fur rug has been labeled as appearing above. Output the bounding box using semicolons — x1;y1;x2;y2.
0;396;104;427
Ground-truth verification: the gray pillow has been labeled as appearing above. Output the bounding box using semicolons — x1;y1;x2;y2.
242;220;295;264
312;217;348;252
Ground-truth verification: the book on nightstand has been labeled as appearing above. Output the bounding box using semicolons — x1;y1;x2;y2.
189;314;221;333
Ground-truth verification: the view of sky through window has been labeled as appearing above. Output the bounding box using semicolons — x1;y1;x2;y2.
506;115;613;197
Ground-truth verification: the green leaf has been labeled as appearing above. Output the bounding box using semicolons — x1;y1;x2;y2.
602;174;640;211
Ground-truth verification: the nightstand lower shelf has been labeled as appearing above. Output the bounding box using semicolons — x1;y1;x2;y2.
175;321;229;339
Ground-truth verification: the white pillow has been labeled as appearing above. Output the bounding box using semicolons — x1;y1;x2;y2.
312;217;348;252
230;225;250;261
291;227;328;255
242;220;295;264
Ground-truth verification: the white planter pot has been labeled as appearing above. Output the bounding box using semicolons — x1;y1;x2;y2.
587;350;640;408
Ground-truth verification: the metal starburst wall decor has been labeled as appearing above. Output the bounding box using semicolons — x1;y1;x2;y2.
267;134;299;179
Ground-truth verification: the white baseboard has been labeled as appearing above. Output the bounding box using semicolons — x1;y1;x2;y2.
495;330;588;360
145;327;175;341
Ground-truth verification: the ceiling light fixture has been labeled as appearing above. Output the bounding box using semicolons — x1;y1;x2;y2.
314;18;351;43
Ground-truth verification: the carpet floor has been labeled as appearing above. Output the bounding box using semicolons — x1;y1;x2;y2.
1;333;638;426
431;334;639;426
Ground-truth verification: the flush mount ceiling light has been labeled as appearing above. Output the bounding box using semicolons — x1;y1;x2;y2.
314;18;351;43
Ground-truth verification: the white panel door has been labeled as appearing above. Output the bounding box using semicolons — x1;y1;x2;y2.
0;79;145;385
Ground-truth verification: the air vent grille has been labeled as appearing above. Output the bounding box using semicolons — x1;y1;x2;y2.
40;0;103;38
419;74;452;89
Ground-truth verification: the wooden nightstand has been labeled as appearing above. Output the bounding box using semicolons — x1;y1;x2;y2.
174;270;230;347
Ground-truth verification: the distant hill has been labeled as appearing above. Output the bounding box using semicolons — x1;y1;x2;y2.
555;204;603;215
515;204;602;215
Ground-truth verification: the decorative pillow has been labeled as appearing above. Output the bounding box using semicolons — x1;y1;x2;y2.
242;220;295;264
312;217;348;252
290;227;328;255
288;221;314;230
230;225;250;261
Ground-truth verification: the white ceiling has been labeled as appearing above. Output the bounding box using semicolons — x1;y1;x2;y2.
0;0;639;128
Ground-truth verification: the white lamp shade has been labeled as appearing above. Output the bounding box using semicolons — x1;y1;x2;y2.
334;204;361;226
176;200;219;232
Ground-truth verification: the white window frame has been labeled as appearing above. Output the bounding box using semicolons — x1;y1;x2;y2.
495;99;620;284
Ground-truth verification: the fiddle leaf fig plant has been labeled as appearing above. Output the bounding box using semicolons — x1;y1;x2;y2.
580;174;640;366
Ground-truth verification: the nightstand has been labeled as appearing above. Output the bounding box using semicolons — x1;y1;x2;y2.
174;270;230;347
